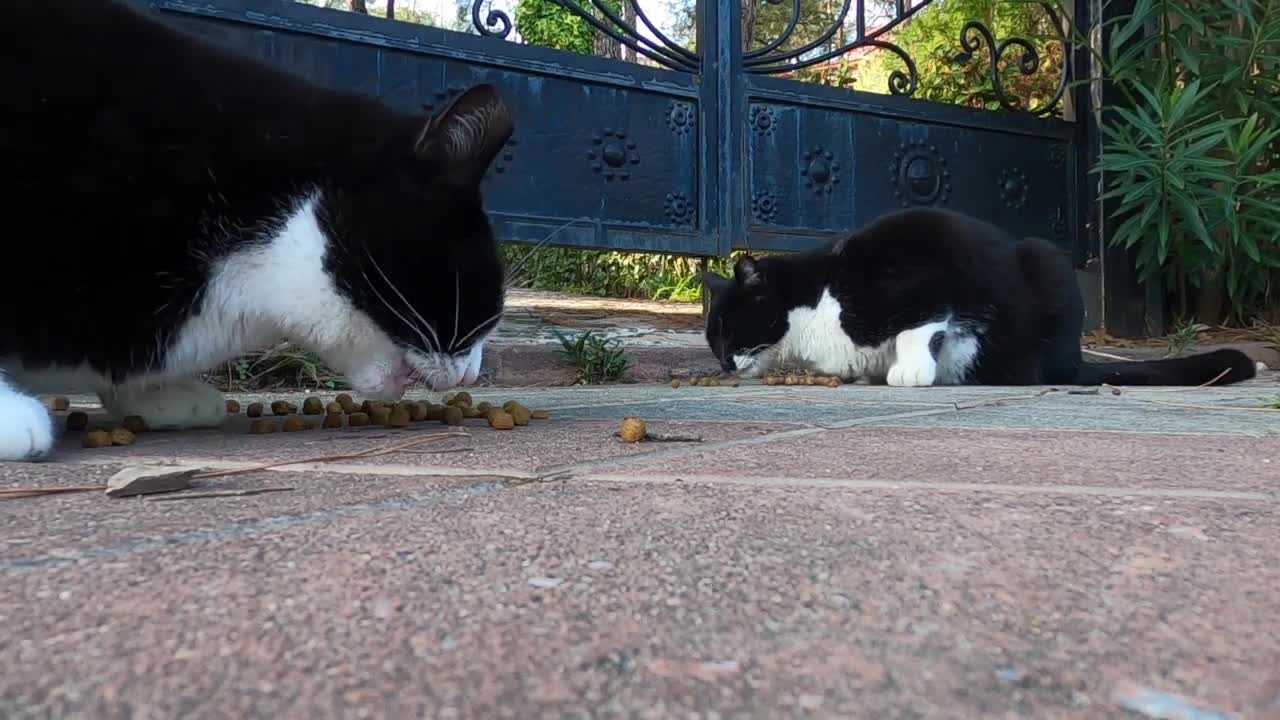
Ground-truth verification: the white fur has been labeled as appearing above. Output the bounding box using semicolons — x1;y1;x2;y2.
887;320;946;387
0;193;489;461
737;288;894;380
734;287;982;386
0;373;55;462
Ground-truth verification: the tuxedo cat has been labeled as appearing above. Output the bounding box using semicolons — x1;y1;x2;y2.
703;207;1257;387
0;0;512;461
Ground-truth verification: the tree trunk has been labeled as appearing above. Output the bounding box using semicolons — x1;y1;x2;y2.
349;0;368;13
622;0;637;63
741;0;756;51
386;0;395;19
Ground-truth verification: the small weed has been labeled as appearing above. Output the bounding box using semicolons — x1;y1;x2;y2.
1261;395;1280;410
553;330;632;384
212;341;348;392
1165;318;1208;357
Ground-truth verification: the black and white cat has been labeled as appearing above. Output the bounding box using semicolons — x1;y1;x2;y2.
703;207;1258;387
0;1;511;461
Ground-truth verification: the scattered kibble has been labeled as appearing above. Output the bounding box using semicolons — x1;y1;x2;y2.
282;416;311;432
66;411;89;431
247;402;264;417
619;417;647;443
670;379;681;389
325;401;344;415
321;412;344;429
348;412;370;427
47;396;70;412
476;401;493;414
368;406;391;425
225;399;241;414
387;406;411;428
335;393;356;412
450;391;473;407
406;401;427;422
109;427;136;446
120;415;147;434
442;406;464;426
248;418;278;434
82;430;113;448
530;409;549;420
488;410;514;430
271;400;296;416
302;397;324;415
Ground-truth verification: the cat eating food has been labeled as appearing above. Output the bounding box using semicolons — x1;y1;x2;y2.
703;207;1257;388
0;1;512;461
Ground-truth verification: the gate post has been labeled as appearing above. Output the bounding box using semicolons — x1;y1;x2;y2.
696;0;745;259
1092;0;1167;338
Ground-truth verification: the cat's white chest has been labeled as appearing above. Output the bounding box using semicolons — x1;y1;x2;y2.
774;289;893;380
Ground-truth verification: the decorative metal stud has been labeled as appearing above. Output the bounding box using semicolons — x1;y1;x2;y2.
998;168;1029;209
801;146;840;195
587;129;640;182
664;192;694;225
666;102;694;136
750;104;776;136
751;189;779;223
890;139;951;207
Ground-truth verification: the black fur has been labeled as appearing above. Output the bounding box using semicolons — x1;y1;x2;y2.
703;207;1257;387
0;0;509;380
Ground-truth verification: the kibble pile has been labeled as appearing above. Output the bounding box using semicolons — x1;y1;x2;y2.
45;391;551;450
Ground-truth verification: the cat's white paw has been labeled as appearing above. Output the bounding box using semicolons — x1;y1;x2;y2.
886;359;937;387
0;391;56;462
100;379;226;430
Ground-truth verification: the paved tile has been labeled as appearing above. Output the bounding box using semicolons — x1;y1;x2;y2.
3;378;1277;718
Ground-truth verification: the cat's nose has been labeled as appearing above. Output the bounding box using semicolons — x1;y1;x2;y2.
720;357;736;373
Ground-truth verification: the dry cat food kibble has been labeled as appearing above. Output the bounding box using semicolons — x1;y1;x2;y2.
619;417;647;443
109;428;136;446
249;418;278;434
442;406;464;426
47;396;71;411
387;406;411;428
65;411;89;431
368;406;391;425
488;410;514;430
347;412;370;427
247;402;264;418
321;412;343;429
82;430;113;448
271;400;297;416
282;416;311;432
325;401;344;415
225;399;241;414
121;415;147;434
335;393;356;412
408;401;429;422
302;397;325;415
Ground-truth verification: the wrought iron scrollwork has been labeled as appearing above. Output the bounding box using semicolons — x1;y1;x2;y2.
951;3;1069;115
472;0;698;72
743;0;1069;115
471;0;513;38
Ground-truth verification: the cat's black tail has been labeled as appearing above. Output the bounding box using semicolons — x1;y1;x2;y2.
1072;349;1258;387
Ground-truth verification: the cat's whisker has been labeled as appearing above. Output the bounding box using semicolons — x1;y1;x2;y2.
502;215;595;286
365;251;443;355
453;307;504;349
362;271;439;356
447;270;460;352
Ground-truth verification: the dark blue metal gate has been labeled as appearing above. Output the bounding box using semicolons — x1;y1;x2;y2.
134;0;1090;264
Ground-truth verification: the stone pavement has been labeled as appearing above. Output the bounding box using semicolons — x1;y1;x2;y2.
3;376;1280;719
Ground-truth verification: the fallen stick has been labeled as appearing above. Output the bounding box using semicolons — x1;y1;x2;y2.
612;431;704;443
146;487;295;502
1;430;470;500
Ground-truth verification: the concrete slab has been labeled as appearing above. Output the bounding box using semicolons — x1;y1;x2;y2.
3;377;1278;718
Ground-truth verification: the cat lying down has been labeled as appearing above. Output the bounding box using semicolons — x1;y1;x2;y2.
0;1;512;462
703;207;1258;388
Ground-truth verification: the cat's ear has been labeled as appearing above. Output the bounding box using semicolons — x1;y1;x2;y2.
733;256;762;287
413;83;514;187
702;271;733;297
